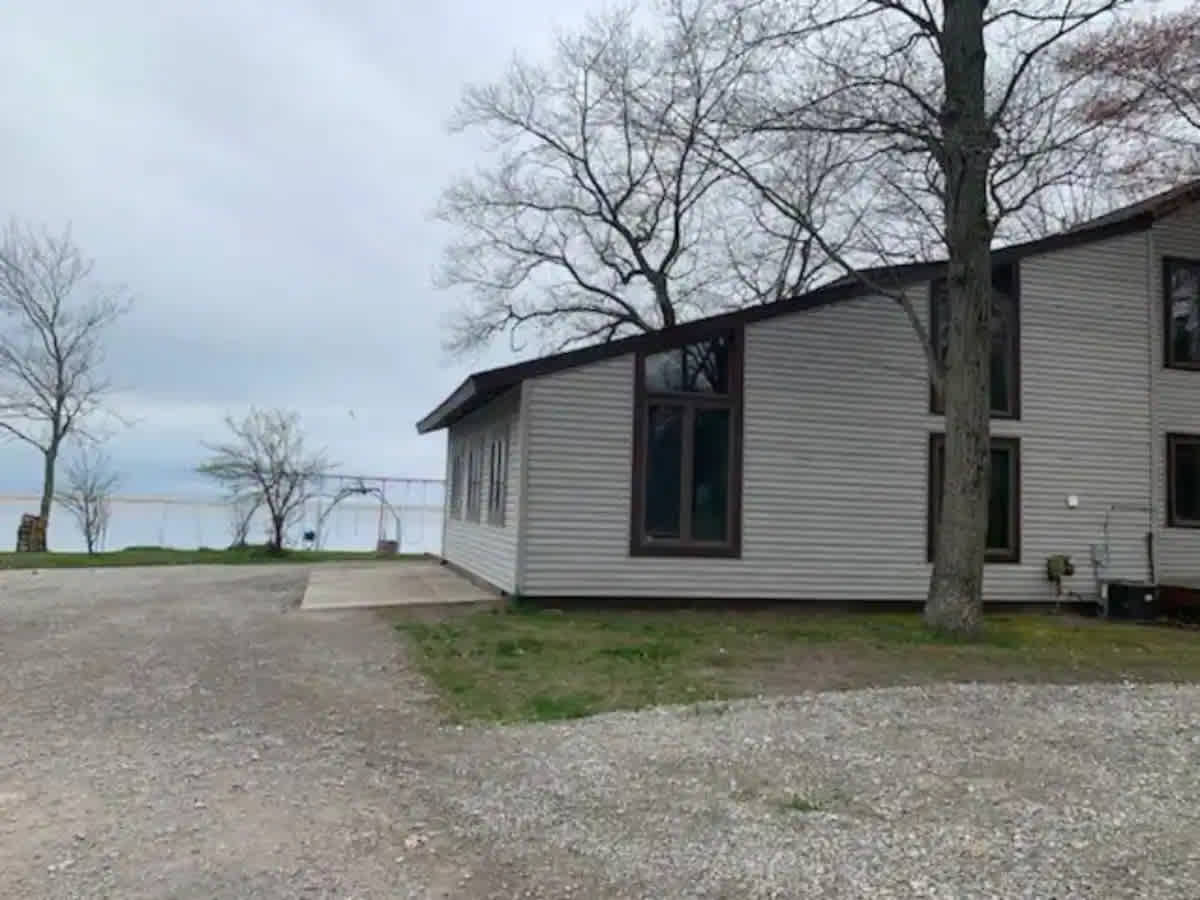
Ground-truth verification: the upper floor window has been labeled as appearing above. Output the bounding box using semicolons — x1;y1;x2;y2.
930;263;1019;418
632;330;742;557
1164;258;1200;369
643;335;734;393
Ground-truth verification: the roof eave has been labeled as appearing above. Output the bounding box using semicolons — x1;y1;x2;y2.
415;377;477;434
412;204;1164;436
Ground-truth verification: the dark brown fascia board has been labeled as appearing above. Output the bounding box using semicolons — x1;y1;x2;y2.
415;377;478;434
414;277;879;434
414;210;1157;434
1069;178;1200;232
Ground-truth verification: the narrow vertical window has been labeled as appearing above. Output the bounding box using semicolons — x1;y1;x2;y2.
465;441;483;522
1168;433;1200;526
1164;258;1200;369
632;330;742;556
487;425;509;526
930;263;1020;417
448;451;463;520
927;434;1020;563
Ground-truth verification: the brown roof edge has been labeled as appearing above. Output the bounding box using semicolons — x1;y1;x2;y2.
415;205;1162;434
414;276;881;434
1068;178;1200;233
415;377;479;434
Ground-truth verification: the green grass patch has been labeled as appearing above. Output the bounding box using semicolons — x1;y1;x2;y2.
0;545;426;569
776;793;824;813
398;608;1200;724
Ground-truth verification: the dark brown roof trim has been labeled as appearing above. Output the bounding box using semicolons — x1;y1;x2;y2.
1068;178;1200;233
415;277;873;434
416;207;1158;434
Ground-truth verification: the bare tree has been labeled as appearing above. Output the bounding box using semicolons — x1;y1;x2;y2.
227;495;261;548
197;409;331;553
0;221;130;539
1059;6;1200;191
56;448;119;554
705;0;1132;634
435;3;838;354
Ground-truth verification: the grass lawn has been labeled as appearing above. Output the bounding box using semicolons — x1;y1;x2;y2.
0;545;426;569
396;607;1200;723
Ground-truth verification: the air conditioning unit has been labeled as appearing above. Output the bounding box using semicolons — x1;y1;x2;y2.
1105;581;1160;621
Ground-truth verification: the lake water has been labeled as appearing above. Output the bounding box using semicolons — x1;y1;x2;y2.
0;492;446;555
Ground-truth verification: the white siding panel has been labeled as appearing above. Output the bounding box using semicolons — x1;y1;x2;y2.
1017;235;1152;594
520;230;1153;601
442;388;522;592
1151;206;1200;581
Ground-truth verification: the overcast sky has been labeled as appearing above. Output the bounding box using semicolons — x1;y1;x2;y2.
0;0;596;495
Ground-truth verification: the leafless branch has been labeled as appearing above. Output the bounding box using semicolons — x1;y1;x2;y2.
197;409;332;552
0;219;131;536
1057;6;1200;192
435;1;779;355
55;447;119;554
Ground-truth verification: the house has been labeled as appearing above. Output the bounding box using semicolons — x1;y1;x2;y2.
416;181;1200;604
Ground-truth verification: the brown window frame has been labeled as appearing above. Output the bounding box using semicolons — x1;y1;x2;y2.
929;262;1021;419
448;450;464;520
486;425;509;526
927;433;1021;564
464;439;484;523
629;328;743;558
1167;432;1200;527
1163;257;1200;370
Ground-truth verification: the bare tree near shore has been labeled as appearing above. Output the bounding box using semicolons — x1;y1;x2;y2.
56;448;119;554
0;221;130;541
197;409;330;553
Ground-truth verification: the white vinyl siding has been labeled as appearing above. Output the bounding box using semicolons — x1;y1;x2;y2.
442;387;522;592
1151;205;1200;581
519;230;1153;601
1016;235;1152;591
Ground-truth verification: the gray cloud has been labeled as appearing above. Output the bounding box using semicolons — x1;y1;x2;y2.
0;0;594;494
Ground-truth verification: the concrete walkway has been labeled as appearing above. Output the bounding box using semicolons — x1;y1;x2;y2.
300;560;497;610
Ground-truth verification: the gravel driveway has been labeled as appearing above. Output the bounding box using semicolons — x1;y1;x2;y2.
3;566;1199;899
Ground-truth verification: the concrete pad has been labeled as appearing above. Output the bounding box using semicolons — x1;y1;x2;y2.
300;561;497;610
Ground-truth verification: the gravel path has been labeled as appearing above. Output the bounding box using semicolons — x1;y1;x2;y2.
3;566;1199;899
438;684;1200;899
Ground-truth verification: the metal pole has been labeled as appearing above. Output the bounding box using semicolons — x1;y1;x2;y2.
377;478;387;542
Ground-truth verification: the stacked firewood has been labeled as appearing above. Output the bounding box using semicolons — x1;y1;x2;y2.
15;513;47;552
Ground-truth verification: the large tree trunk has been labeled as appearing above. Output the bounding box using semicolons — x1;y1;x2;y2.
270;515;285;553
925;0;996;637
39;442;59;540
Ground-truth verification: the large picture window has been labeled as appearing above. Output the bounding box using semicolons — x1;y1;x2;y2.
1167;433;1200;527
1164;258;1200;369
927;434;1021;563
631;331;742;556
930;263;1020;418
